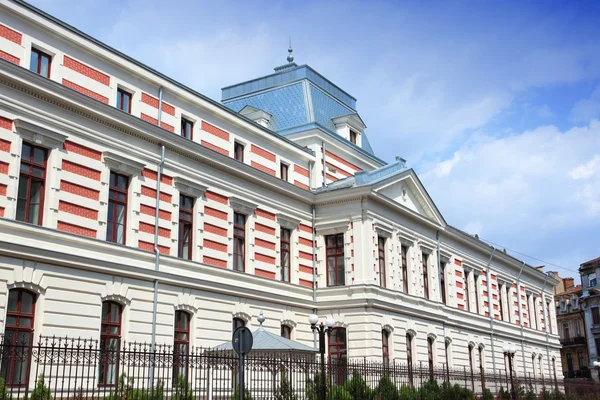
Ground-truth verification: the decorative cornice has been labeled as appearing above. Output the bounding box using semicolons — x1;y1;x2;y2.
277;213;301;230
15;119;68;148
230;196;257;215
173;176;207;198
104;151;145;175
315;220;350;236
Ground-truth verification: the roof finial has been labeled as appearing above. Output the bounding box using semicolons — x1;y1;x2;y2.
257;311;265;327
287;37;294;63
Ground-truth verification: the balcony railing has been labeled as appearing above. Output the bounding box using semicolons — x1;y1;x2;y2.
560;336;586;346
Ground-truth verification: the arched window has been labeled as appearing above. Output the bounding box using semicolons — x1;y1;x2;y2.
382;330;390;366
233;317;245;331
173;311;191;383
406;333;414;388
468;343;475;390
280;325;292;340
99;301;122;386
0;289;36;385
328;328;347;385
427;337;435;379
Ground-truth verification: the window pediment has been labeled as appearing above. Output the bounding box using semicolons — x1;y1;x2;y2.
174;176;207;198
277;213;301;230
15;119;68;149
315;220;350;236
104;151;145;175
230;197;257;215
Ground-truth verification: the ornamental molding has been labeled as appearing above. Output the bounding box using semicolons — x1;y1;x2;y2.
173;176;207;198
104;151;145;176
15;119;68;149
315;220;350;236
230;197;257;215
277;213;301;230
373;220;393;238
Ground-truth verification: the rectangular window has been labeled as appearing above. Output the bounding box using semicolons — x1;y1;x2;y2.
178;195;194;260
464;271;470;311
116;88;132;113
280;163;289;181
575;320;581;336
234;142;244;162
326;233;345;287
401;245;409;293
280;228;291;282
233;213;246;272
563;323;570;340
106;172;128;245
16;143;47;226
440;262;446;304
589;273;597;287
546;301;552;332
473;273;480;313
428;337;434;379
422;252;429;300
181;118;193;140
499;287;504;320
406;333;414;388
382;330;390;366
30;48;51;78
281;325;291;340
378;236;386;288
593;307;600;325
349;130;357;145
578;352;586;369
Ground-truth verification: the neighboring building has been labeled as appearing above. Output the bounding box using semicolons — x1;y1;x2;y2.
581;256;600;378
554;275;588;378
0;0;561;390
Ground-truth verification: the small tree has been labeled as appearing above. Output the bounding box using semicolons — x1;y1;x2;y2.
275;372;297;400
31;375;52;400
231;384;252;400
344;373;372;400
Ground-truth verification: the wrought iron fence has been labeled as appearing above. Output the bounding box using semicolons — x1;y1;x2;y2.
0;335;597;399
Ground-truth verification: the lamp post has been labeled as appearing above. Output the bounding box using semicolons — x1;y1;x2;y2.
309;314;335;400
503;345;517;400
593;361;600;382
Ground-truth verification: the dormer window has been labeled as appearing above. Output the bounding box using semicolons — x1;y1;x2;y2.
350;130;357;145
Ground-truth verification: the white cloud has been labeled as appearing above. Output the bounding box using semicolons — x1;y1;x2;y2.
570;155;600;180
570;85;600;123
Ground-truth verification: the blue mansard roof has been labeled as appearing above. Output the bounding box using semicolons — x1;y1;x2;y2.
221;63;379;160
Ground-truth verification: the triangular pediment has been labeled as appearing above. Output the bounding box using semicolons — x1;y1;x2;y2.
372;169;446;227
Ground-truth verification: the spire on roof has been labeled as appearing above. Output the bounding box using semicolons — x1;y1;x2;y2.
287;37;294;63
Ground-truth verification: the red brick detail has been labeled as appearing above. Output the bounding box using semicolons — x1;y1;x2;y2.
60;180;100;200
63;140;102;161
294;180;309;190
454;259;462;266
455;281;464;289
299;224;312;234
0;24;22;45
140;204;171;221
458;304;465;310
204;222;227;237
203;238;227;253
255;222;275;235
62;160;101;180
63;56;110;86
57;221;96;238
250;144;276;162
251;161;276;176
0;117;11;131
0;184;6;196
299;237;313;247
62;79;109;104
255;208;276;221
203;256;227;269
255;268;276;280
141;169;173;185
0;161;7;174
255;238;276;251
491;273;497;280
58;201;98;220
484;301;489;307
139;240;170;255
139;221;170;238
299;279;314;288
481;271;487;277
140;93;175;116
295;165;309;177
455;270;463;277
326;162;351;178
0;207;4;217
325;150;361;172
141;113;175;132
299;251;313;261
141;185;172;203
493;304;499;310
256;252;276;265
0;139;10;152
205;190;228;205
299;265;313;274
485;312;490;317
0;50;19;65
205;206;228;220
326;173;338;182
201;121;229;141
201;140;229;156
457;292;464;300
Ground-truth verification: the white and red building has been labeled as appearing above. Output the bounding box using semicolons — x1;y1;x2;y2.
0;0;561;388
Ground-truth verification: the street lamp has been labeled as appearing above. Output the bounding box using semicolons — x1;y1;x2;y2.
309;314;335;400
593;361;600;382
502;345;517;400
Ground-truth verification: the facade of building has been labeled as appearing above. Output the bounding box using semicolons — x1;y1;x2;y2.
0;0;561;389
554;274;588;378
581;257;600;377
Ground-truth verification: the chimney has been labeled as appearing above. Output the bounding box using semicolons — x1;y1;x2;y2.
563;277;574;290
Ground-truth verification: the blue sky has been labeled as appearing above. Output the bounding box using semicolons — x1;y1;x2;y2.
29;0;600;279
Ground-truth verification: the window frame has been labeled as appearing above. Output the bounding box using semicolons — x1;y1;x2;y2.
116;88;132;114
106;172;129;245
378;236;386;288
233;317;245;331
382;329;390;366
233;212;246;272
349;130;357;145
99;301;122;387
178;194;194;260
281;325;292;340
328;327;347;386
440;262;446;304
173;310;191;383
17;142;47;226
427;337;435;379
1;289;37;387
422;252;429;300
30;47;51;78
280;228;291;282
401;245;409;293
234;142;244;162
280;163;289;181
325;233;345;287
181;117;193;140
406;333;414;388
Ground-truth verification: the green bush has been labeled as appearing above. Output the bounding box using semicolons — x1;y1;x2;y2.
31;374;52;400
274;372;297;400
480;388;494;400
171;377;192;400
231;384;252;400
0;378;11;400
330;385;352;400
373;375;399;400
306;373;329;400
344;373;372;400
103;374;164;400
